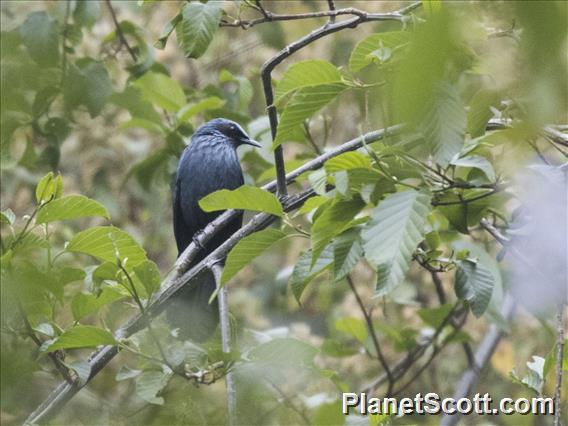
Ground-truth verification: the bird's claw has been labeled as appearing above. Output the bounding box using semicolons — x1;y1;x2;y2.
192;230;206;250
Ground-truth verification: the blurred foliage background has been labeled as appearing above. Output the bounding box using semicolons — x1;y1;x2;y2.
1;1;566;425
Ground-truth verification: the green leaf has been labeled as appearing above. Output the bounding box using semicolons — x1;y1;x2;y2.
36;195;109;224
71;287;123;321
133;260;161;296
177;96;226;122
64;59;113;117
249;338;318;367
297;195;329;215
362;190;431;295
455;259;495;317
311;198;364;266
133;72;186;112
73;0;100;29
135;369;171;405
333;228;363;280
44;325;117;352
20;12;60;67
349;31;410;72
155;13;181;49
1;209;15;225
421;83;466;167
417;303;454;328
289;246;333;304
275;60;342;102
324;151;371;173
511;356;546;395
221;229;286;284
335;317;367;343
467;89;500;138
66;226;147;267
199;185;283;217
110;86;162;124
176;1;223;59
451;155;496;181
273;83;348;149
36;172;63;204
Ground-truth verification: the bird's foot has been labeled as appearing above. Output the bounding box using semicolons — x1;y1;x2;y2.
192;230;206;250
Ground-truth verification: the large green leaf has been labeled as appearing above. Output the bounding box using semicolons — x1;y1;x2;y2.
455;259;495;317
71;287;123;321
289;247;333;304
324;151;371;173
467;89;500;138
311;198;364;265
273;83;348;149
176;1;223;59
20;12;60;67
44;325;117;352
110;86;162;124
349;31;410;72
421;83;466;167
335;317;367;343
64;59;113;118
136;370;171;405
275;60;342;102
36;172;63;204
451;155;496;181
362;190;431;295
221;228;287;284
199;185;283;217
66;226;147;267
177;96;225;122
133;72;186;112
249;338;318;367
36;195;109;224
333;228;363;280
133;260;161;296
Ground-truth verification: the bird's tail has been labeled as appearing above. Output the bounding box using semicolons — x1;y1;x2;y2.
166;268;219;342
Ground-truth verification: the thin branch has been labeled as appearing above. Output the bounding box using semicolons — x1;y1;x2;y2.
393;310;469;395
361;303;462;395
104;0;138;62
221;4;419;29
211;263;237;426
326;0;336;25
430;271;475;367
553;303;565;426
440;296;516;426
346;274;394;396
16;300;74;384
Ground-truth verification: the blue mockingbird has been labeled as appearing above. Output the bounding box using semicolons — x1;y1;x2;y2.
169;118;261;341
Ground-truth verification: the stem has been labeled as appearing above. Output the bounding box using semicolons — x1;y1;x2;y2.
104;0;138;62
553;303;565;426
211;263;237;426
346;274;394;396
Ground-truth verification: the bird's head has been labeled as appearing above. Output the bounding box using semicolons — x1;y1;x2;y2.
195;118;261;148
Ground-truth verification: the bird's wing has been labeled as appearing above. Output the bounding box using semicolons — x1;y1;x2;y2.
173;175;193;255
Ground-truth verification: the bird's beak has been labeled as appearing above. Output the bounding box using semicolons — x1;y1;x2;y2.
240;137;262;148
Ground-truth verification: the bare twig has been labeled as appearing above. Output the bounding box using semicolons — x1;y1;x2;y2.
553;303;565;426
326;0;336;25
220;4;420;29
441;296;516;426
430;271;475;367
211;263;237;426
346;274;394;395
105;0;138;62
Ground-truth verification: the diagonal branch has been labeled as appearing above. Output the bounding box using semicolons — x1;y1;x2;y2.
24;126;399;425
